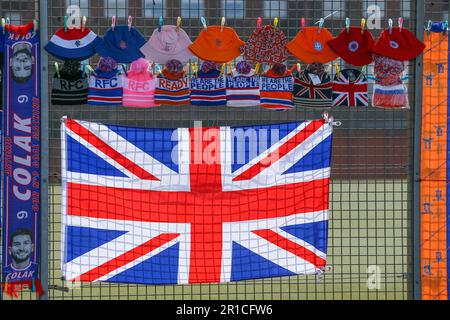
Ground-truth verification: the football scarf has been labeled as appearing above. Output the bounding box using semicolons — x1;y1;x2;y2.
2;23;41;286
332;69;368;107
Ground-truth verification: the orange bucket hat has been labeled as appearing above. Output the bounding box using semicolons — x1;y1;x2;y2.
286;26;338;64
189;26;245;63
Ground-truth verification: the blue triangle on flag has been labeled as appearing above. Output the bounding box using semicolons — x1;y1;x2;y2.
280;220;328;254
105;125;179;173
230;242;295;281
64;226;127;263
231;122;303;173
66;134;128;177
107;243;180;285
283;134;333;175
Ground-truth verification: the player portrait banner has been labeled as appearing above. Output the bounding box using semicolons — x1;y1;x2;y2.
2;23;41;285
61;118;333;285
420;27;449;300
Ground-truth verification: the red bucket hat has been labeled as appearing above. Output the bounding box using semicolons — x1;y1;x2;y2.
327;27;375;66
240;25;289;64
189;26;245;63
371;26;425;61
286;26;338;64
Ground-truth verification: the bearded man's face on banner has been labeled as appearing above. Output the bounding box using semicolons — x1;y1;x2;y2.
9;232;34;267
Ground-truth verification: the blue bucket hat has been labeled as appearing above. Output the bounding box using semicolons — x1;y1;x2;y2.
95;25;146;63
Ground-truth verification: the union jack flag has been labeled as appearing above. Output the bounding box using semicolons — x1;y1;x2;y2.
61;118;333;285
332;69;368;107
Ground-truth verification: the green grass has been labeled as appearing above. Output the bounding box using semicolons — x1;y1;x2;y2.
43;179;410;300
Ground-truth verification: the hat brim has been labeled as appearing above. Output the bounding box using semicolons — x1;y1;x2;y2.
371;45;425;61
45;39;100;61
96;43;144;64
188;39;245;63
327;39;373;66
141;46;195;64
286;41;338;64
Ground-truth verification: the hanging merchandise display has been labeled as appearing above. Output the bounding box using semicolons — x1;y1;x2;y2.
293;62;332;109
190;61;227;106
51;60;88;105
260;63;294;110
95;18;146;64
2;21;41;287
188;26;245;63
88;56;123;106
327;25;375;66
226;60;261;107
155;59;190;105
286;25;338;64
44;26;101;61
332;69;368;107
140;25;194;65
122;58;158;108
240;23;289;64
371;54;409;109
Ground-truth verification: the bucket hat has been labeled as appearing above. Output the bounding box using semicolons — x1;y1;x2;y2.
45;27;101;60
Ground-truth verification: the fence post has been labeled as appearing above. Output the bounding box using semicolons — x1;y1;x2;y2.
39;0;49;300
412;0;424;301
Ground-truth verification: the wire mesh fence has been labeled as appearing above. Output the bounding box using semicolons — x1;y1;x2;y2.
0;0;448;300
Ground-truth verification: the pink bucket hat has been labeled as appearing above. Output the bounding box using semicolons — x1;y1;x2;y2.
140;25;194;64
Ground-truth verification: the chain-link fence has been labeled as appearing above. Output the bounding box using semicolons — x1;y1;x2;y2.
0;0;449;300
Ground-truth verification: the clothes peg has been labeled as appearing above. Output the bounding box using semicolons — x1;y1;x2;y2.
128;16;132;31
219;63;226;76
361;18;366;34
388;18;393;34
345;17;350;33
82;64;86;78
111;15;116;31
257;17;262;29
201;17;207;30
443;20;448;35
334;63;340;77
296;63;301;73
301;17;305;31
54;62;61;78
273;17;279;31
398;17;403;32
64;15;68;32
158;16;163;32
33;19;38;33
221;17;226;32
176;16;182;32
1;18;5;34
254;63;260;74
318;18;324;33
81;16;87;32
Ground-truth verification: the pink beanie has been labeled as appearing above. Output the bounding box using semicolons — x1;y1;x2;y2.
122;58;159;108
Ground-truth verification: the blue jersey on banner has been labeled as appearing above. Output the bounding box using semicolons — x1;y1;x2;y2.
2;25;40;283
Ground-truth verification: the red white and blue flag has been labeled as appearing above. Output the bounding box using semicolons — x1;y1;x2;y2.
61;118;333;285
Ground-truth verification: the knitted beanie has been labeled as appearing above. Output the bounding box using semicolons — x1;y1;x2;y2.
88;68;123;106
123;58;158;108
190;66;226;106
226;68;260;107
260;67;294;110
332;69;368;107
155;59;190;106
293;64;332;109
52;60;88;105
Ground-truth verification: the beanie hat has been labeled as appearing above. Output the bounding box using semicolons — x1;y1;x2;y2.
189;26;245;63
95;25;146;63
235;60;252;75
286;26;338;64
240;25;289;64
98;56;117;72
122;58;158;108
190;68;226;106
140;25;194;64
327;27;375;66
260;68;294;110
201;60;218;73
293;64;332;109
45;27;101;61
52;60;88;105
88;68;123;106
332;69;368;107
371;26;425;61
226;68;260;107
155;65;190;106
